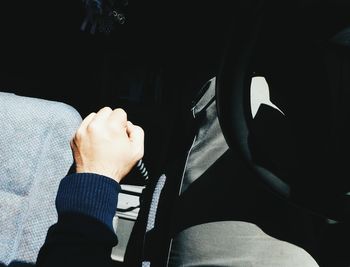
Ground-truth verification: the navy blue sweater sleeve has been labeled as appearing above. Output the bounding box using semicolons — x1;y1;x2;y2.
37;173;121;267
56;173;121;231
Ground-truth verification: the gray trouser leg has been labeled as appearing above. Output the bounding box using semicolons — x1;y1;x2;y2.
169;221;319;267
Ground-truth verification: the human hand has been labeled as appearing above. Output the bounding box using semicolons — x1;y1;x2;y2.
71;107;144;183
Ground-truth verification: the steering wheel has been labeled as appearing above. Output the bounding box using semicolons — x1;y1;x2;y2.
216;2;350;220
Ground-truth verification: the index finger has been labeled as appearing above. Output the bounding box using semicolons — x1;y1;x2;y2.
79;112;96;132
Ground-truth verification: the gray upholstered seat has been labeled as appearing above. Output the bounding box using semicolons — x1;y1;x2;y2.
0;92;82;265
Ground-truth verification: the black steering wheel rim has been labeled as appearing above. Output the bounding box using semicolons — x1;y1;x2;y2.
216;4;292;199
216;2;350;221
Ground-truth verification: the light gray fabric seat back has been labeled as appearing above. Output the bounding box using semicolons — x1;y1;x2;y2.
0;93;82;265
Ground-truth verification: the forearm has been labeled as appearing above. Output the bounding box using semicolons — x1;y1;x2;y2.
37;173;120;267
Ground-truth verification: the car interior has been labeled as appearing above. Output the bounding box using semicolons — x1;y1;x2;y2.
1;0;350;266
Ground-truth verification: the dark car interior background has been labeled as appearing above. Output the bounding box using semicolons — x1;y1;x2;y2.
1;1;350;267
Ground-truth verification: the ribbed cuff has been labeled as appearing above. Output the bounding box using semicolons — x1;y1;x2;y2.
56;173;121;231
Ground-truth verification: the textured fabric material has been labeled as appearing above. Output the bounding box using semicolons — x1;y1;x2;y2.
56;173;120;231
180;77;229;193
142;174;167;267
145;174;166;232
0;92;82;265
169;221;319;267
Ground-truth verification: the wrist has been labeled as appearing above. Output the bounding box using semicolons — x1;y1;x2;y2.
76;166;122;183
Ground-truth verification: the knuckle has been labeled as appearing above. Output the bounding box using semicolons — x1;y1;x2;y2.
74;128;84;140
99;106;112;113
114;108;127;121
136;125;144;135
134;126;145;139
83;112;96;122
86;121;99;133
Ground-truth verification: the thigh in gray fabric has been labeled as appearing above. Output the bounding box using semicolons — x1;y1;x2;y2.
168;221;319;267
